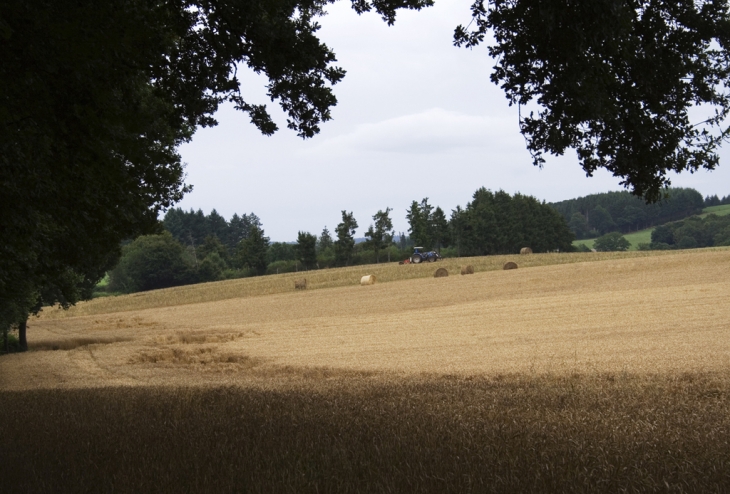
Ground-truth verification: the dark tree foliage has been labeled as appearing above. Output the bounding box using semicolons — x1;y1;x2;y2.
451;188;574;255
267;242;298;264
568;212;590;239
406;199;435;249
164;209;210;250
455;0;730;202
550;188;705;237
365;208;395;262
593;232;631;252
108;233;194;293
207;210;230;248
318;227;334;253
236;225;270;275
197;236;231;266
228;213;262;249
163;208;262;256
430;207;451;252
650;214;730;248
704;194;730;206
591;206;618;236
1;0;431;338
334;211;359;265
198;252;228;282
296;232;319;269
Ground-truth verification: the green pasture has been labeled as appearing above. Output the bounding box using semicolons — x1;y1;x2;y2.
699;204;730;218
573;228;653;251
573;204;729;251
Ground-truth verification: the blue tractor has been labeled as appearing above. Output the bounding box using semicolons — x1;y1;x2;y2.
410;247;442;264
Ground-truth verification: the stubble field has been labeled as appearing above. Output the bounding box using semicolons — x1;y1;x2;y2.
2;249;730;492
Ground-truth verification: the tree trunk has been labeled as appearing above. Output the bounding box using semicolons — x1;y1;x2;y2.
18;319;28;352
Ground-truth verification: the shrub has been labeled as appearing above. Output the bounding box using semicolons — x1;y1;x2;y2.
593;232;631;252
198;252;227;282
713;226;730;246
109;233;195;293
677;236;698;249
649;242;673;250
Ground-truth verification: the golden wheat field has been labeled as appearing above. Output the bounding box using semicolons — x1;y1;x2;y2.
2;249;729;388
2;249;730;493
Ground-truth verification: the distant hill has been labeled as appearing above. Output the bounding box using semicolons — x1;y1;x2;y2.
550;188;704;239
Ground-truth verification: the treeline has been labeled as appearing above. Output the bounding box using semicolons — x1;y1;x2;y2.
649;214;730;250
704;194;730;207
163;208;262;256
104;188;573;294
421;188;574;256
107;208;410;293
550;188;705;239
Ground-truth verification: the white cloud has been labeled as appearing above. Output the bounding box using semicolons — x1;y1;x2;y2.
304;108;521;156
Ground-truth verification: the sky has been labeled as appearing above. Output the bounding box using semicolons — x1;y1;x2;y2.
176;1;730;242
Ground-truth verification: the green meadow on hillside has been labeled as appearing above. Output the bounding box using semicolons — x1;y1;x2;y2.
573;204;730;251
700;203;730;218
573;228;653;251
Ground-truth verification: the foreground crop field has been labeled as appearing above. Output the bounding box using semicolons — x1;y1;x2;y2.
2;249;730;492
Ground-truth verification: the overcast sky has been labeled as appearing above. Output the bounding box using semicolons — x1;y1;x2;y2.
176;1;730;242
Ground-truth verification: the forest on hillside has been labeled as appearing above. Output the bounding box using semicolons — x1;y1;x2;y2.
650;214;730;250
550;188;708;239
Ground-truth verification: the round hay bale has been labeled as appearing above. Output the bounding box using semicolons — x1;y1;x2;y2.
503;261;518;270
434;267;449;278
460;265;474;275
293;278;307;290
360;274;376;285
520;247;533;255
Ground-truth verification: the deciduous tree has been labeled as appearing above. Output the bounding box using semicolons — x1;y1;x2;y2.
0;0;432;342
594;232;631;252
455;0;730;201
108;233;194;293
334;211;359;265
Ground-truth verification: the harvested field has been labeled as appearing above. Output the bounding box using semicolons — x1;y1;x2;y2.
2;249;730;492
35;249;691;318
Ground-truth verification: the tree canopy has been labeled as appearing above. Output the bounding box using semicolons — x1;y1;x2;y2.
455;0;730;202
365;208;395;262
450;188;574;255
0;0;431;336
296;232;319;269
334;211;359;265
108;233;195;293
593;232;631;252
